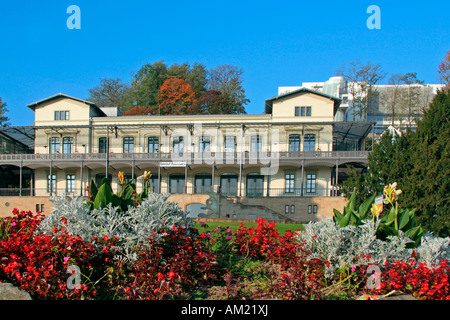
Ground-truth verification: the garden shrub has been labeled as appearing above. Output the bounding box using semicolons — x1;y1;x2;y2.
296;218;450;277
37;193;192;262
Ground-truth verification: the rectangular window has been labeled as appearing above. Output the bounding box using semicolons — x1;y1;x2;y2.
54;111;69;120
301;106;312;117
150;175;159;193
169;175;185;194
285;174;295;193
50;137;60;154
306;174;316;193
62;137;73;154
173;136;184;153
295;107;300;117
47;174;56;193
66;174;76;193
285;205;289;215
291;205;295;214
289;134;300;152
250;135;261;152
220;174;238;196
41;204;45;212
313;205;318;214
36;204;40;213
99;137;108;154
224;136;236;153
123;137;134;153
304;134;316;152
200;136;210;152
148;136;159;153
308;205;312;214
194;174;212;194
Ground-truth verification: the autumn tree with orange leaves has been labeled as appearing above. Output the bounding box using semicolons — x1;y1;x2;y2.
157;78;198;115
122;105;158;116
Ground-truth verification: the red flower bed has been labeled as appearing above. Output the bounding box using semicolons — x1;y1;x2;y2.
0;211;449;300
0;209;99;299
233;218;298;267
110;226;221;300
378;259;450;300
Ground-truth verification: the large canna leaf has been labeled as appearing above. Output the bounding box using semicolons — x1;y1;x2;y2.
398;209;411;230
347;188;357;214
119;184;135;211
89;179;98;200
338;207;352;228
358;193;376;220
93;181;114;210
333;208;344;225
405;225;423;248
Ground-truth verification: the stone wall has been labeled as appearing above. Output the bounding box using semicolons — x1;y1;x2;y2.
0;196;54;217
0;194;348;223
215;196;348;223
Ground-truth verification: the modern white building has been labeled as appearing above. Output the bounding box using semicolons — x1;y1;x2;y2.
279;76;445;132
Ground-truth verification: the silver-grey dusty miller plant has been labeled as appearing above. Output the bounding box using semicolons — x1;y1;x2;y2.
295;218;450;278
37;193;192;262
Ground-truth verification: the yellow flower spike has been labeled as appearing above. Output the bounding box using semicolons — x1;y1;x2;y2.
143;170;152;181
118;171;125;185
383;183;401;205
371;203;383;218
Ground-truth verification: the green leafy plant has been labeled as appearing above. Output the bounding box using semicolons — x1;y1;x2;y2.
377;183;423;248
333;183;423;248
333;188;376;227
87;171;152;212
0;217;12;241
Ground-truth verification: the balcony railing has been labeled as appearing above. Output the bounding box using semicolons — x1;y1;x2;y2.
0;151;369;163
0;186;341;198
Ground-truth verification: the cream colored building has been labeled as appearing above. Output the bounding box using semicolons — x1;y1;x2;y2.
0;89;372;222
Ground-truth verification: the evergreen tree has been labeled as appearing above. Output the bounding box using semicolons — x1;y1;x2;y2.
404;89;450;236
342;130;412;207
341;89;449;236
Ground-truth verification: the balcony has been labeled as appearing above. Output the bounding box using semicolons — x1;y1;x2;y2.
0;186;341;198
0;150;369;168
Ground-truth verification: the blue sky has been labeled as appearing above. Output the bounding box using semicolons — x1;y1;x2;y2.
0;0;449;126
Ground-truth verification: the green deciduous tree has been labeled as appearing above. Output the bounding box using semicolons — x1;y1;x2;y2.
87;61;247;116
88;78;132;110
130;60;168;108
208;64;249;114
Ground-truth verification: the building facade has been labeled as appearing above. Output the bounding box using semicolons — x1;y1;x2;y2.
0;89;372;222
283;76;445;133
